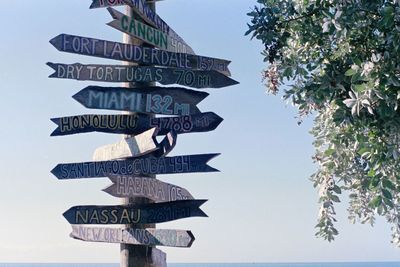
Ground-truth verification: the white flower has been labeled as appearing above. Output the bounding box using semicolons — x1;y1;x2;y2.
361;61;374;77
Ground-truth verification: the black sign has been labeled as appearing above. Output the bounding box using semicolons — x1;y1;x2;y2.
50;112;223;137
63;200;208;224
51;154;220;180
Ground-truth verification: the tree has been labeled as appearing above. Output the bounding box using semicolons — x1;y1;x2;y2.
246;0;400;245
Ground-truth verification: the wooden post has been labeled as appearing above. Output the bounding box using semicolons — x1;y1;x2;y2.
120;2;166;267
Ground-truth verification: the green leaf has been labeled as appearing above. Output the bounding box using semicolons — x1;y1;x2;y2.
369;196;382;208
332;185;342;194
382;189;393;200
345;68;357;76
331;195;340;203
382;179;396;190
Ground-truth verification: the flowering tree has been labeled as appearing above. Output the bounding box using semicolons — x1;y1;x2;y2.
246;0;400;245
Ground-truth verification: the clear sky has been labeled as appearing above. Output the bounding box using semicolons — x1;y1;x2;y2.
1;0;400;264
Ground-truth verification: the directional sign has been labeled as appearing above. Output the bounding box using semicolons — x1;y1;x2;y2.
93;128;176;161
50;112;223;137
47;62;237;89
51;153;220;180
103;175;194;202
49;34;231;76
89;0;195;55
107;8;191;55
70;225;195;248
70;85;206;116
63;200;208;224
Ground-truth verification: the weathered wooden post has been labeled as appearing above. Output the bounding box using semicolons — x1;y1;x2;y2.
120;2;166;267
49;1;238;266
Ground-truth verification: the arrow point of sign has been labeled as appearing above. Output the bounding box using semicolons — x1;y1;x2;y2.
187;231;196;248
107;7;120;19
102;184;117;197
49;35;62;50
46;62;57;78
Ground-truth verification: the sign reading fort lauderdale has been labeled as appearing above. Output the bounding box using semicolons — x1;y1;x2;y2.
103;175;194;202
47;62;236;88
49;34;231;76
51;153;220;179
70;85;207;116
63;200;208;224
50;112;223;136
71;225;195;248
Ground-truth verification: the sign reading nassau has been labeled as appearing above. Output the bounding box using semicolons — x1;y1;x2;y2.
50;34;231;76
47;62;237;89
51;153;220;180
50;112;223;137
70;85;207;116
71;225;195;248
63;200;208;224
103;175;194;202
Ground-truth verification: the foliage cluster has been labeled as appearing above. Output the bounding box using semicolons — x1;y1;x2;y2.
246;0;400;245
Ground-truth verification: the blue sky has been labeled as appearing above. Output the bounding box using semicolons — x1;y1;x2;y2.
0;0;399;263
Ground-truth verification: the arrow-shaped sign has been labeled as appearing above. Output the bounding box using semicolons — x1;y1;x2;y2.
70;85;206;116
70;225;195;248
49;34;230;76
47;62;237;89
50;112;223;137
51;153;219;180
103;175;194;202
107;8;191;55
93;128;176;161
89;0;194;55
63;199;208;224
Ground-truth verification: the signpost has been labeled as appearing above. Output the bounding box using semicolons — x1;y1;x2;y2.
103;175;194;202
49;34;231;76
70;225;195;248
48;62;237;88
93;128;177;161
63;200;208;224
51;153;220;180
50;112;223;136
49;1;238;266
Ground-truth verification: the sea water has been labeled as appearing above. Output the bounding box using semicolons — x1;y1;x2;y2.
0;263;400;267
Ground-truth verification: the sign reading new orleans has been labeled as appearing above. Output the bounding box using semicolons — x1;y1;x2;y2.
49;34;231;76
93;129;177;161
70;85;207;116
51;153;220;180
71;225;195;248
63;200;208;224
50;112;223;137
48;62;237;88
89;0;194;55
103;175;194;202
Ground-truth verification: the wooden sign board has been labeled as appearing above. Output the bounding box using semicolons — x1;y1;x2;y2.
50;112;223;137
47;62;237;89
93;128;177;161
103;175;194;202
51;153;220;180
71;225;195;248
108;8;192;55
49;34;231;76
63;199;208;224
90;0;195;55
70;85;207;116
